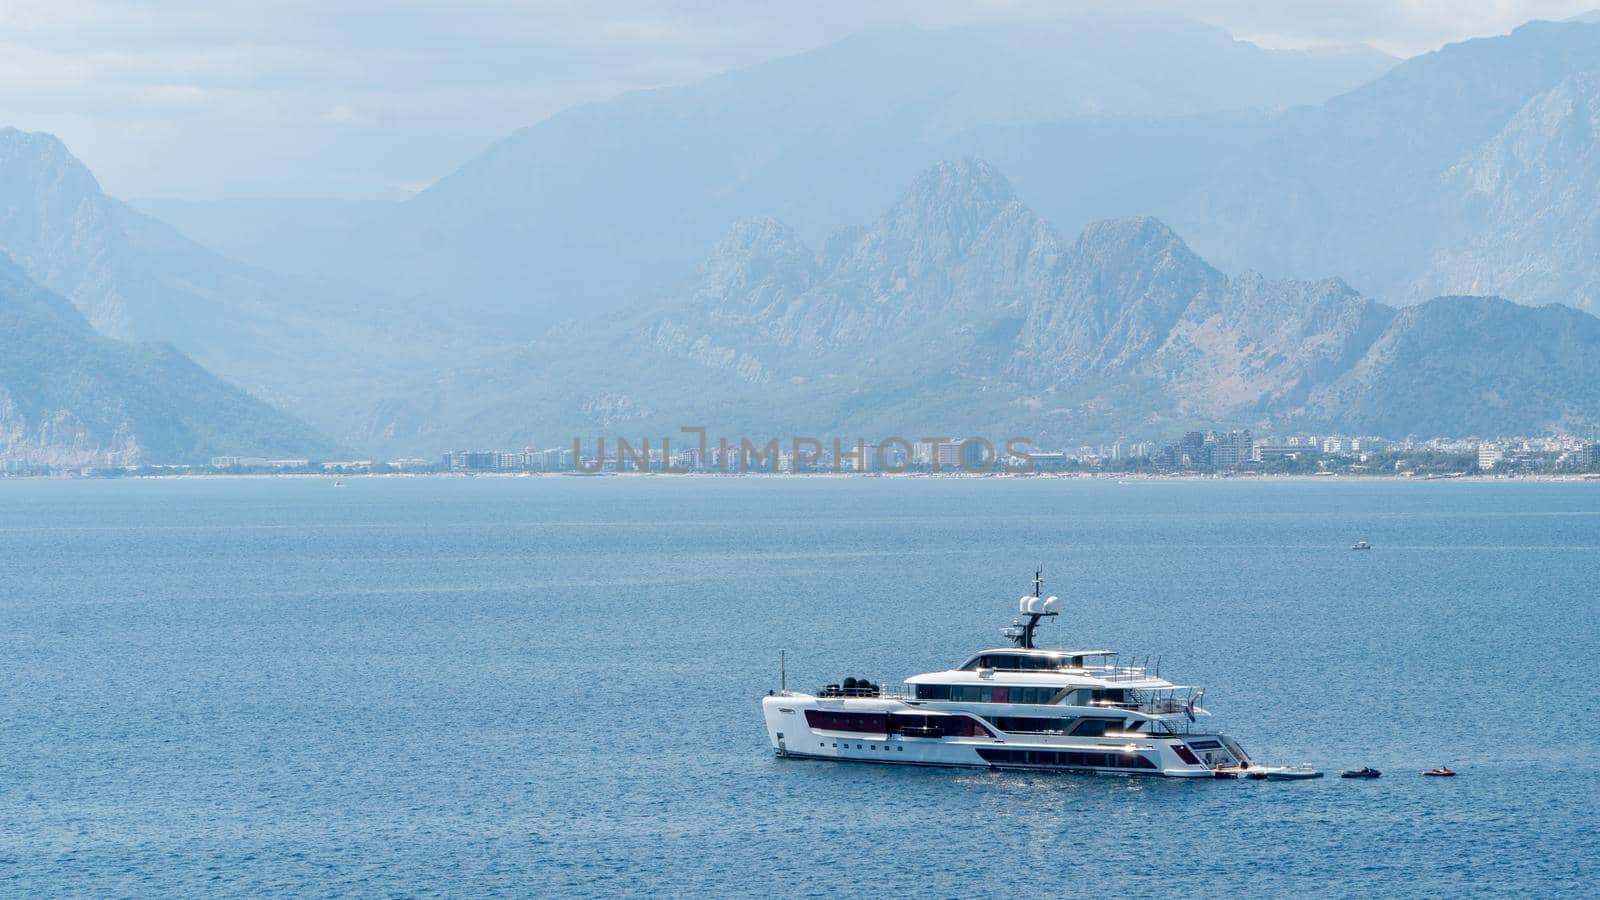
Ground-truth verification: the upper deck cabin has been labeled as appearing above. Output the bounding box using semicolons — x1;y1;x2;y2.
902;647;1190;703
957;648;1117;672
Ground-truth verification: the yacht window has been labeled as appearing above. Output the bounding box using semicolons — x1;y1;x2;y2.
965;653;1071;671
938;715;995;738
976;748;1160;769
984;716;1073;734
924;684;1067;704
805;710;889;734
1068;718;1122;737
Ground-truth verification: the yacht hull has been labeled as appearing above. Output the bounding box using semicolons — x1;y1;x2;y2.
762;694;1240;778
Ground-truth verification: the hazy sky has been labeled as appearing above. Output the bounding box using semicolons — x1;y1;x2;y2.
2;1;1596;200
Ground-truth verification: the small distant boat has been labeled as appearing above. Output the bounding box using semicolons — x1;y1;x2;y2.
1341;767;1382;779
1423;766;1456;777
1246;766;1323;780
1351;540;1372;550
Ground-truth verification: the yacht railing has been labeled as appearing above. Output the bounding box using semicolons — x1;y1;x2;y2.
1087;664;1157;682
814;684;914;700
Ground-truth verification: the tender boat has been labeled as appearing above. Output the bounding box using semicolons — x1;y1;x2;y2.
1423;766;1457;777
1341;767;1382;778
1351;540;1372;550
760;573;1317;779
1246;766;1323;780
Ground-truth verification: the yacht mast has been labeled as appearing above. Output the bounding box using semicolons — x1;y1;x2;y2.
1009;569;1059;649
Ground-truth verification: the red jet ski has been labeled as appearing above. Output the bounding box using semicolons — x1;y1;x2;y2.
1423;766;1456;777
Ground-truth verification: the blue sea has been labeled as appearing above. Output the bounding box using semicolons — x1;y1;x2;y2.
2;476;1597;896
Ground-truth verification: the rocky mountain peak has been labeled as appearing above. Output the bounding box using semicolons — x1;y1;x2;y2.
0;126;130;334
694;216;818;317
832;158;1020;277
0;127;102;191
0;126;104;212
703;215;811;263
876;157;1016;245
1416;69;1600;308
1456;68;1600;196
1066;216;1212;280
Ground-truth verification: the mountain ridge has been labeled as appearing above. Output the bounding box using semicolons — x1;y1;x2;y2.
0;126;488;449
262;17;1600;331
304;15;1397;322
0;252;334;465
353;160;1600;453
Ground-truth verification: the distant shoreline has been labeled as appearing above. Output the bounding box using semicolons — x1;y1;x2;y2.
6;471;1599;484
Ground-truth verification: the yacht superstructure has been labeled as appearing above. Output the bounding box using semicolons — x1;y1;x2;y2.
761;574;1281;778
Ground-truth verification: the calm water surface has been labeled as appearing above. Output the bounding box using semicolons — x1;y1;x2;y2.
1;477;1597;896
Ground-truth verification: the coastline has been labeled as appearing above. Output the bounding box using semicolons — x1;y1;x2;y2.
6;470;1598;483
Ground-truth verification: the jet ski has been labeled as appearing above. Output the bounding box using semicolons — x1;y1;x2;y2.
1341;767;1382;778
1423;766;1456;777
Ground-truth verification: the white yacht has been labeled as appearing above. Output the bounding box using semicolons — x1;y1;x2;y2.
762;574;1306;778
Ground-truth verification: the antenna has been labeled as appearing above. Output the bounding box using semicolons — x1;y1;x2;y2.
1009;569;1058;650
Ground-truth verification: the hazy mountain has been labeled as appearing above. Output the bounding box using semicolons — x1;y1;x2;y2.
0;127;482;445
958;19;1600;312
1302;296;1600;437
308;14;1393;324
0;253;332;465
360;160;1600;453
1414;70;1600;306
287;15;1600;333
1195;17;1600;304
18;17;1600;457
